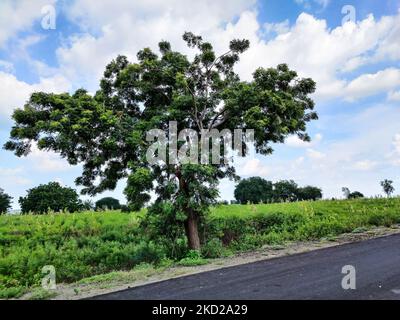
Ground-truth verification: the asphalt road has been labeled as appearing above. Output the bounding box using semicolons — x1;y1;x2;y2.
90;234;400;300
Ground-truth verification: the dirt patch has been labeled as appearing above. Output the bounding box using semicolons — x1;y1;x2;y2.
20;224;400;300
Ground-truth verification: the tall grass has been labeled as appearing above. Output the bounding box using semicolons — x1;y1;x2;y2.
1;198;400;297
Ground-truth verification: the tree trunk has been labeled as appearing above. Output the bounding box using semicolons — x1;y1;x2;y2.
176;167;201;250
184;211;201;250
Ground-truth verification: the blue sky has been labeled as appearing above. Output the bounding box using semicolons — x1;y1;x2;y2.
0;0;400;209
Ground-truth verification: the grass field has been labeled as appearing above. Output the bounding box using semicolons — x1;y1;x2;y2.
1;197;400;298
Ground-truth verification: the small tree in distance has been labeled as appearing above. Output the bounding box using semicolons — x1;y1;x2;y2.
19;182;82;214
0;188;12;214
380;179;395;197
348;191;364;199
234;177;273;204
342;187;350;199
95;197;121;211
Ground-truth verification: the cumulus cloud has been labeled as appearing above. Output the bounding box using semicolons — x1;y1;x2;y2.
29;144;73;172
0;71;71;117
237;158;270;177
0;0;55;48
286;133;322;148
51;2;400;102
306;148;326;160
57;0;256;90
343;68;400;101
0;166;31;186
388;90;400;102
353;160;377;171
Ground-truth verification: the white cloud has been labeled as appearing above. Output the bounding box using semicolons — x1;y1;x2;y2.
306;148;326;160
0;0;55;48
264;20;290;36
30;144;73;172
0;166;31;186
237;158;270;177
52;3;400;102
295;0;330;10
286;133;322;148
56;0;256;90
343;68;400;101
387;133;400;166
231;12;400;101
353;160;377;171
388;90;400;102
0;60;14;73
0;71;71;117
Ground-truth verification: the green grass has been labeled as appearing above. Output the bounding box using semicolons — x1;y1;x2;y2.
1;198;400;298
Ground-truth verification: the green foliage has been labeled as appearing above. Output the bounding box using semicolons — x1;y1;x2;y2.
1;198;400;296
5;32;317;250
201;238;232;258
349;191;364;199
177;250;208;266
95;197;121;210
234;177;322;204
19;182;82;214
381;179;395;197
0;286;26;299
297;186;322;201
234;177;273;204
0;188;12;214
273;180;299;202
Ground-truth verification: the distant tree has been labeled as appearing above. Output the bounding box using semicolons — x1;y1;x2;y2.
19;182;82;214
297;186;322;201
0;188;12;214
342;187;350;199
273;180;298;202
95;197;121;210
380;179;395;197
234;177;273;204
348;191;364;199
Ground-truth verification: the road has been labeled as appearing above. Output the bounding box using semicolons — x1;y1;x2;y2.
90;234;400;300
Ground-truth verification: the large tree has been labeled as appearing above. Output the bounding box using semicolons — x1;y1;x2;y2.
4;32;317;249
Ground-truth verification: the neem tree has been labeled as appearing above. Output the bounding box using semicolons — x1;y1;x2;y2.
4;32;317;249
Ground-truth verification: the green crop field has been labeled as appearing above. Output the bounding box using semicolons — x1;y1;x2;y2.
1;198;400;298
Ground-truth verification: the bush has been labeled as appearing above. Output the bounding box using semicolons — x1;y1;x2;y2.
201;238;231;258
177;250;208;266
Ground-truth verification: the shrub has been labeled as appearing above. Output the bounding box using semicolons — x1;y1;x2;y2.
201;238;231;258
177;250;208;266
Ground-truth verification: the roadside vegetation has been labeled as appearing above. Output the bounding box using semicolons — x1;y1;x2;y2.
1;197;400;298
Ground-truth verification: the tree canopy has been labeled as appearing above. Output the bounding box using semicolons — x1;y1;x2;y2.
0;188;12;214
380;179;395;197
234;177;273;204
95;197;121;210
5;32;317;249
19;182;82;214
